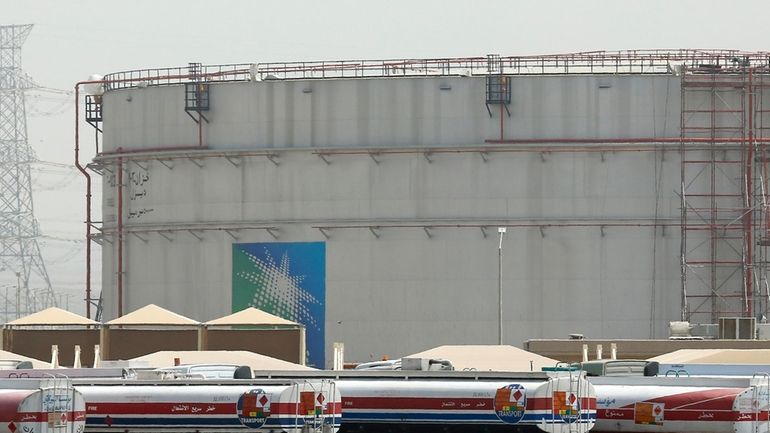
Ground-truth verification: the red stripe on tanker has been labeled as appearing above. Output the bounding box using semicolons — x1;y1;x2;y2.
591;376;770;433
77;381;341;433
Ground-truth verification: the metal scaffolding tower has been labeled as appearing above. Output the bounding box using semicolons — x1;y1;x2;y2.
0;24;56;321
680;57;770;324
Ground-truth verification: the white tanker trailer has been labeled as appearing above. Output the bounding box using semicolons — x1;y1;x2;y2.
75;379;341;433
253;370;597;433
0;378;85;433
591;376;770;433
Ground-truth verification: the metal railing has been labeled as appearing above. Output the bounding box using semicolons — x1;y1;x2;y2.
101;50;770;91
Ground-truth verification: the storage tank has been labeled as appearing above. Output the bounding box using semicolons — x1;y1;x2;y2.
87;52;770;367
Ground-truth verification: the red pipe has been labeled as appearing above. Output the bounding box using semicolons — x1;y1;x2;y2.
499;103;504;141
198;112;204;147
98;145;206;156
486;137;770;144
74;75;209;319
745;69;754;317
764;75;770;261
317;222;680;229
117;156;123;317
73;85;92;319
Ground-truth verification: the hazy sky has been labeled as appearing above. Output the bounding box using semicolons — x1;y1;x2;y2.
3;0;770;316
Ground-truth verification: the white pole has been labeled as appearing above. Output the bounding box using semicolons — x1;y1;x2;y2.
73;345;81;368
15;272;20;319
93;344;101;368
50;345;59;369
333;342;345;371
498;227;506;345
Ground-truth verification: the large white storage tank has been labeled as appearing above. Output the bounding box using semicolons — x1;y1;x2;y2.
90;53;768;367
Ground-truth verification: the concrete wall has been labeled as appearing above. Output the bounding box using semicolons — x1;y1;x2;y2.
97;73;758;366
2;329;99;367
103;328;198;360
204;329;302;364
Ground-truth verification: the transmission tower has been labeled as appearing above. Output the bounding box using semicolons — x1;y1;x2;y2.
0;24;56;321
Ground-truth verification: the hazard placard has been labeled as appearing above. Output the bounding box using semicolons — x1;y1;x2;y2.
47;412;67;427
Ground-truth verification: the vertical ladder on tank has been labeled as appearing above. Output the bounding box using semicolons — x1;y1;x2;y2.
83;84;103;321
322;380;337;433
301;379;335;433
41;374;72;432
290;380;333;433
303;379;321;433
568;370;584;433
751;372;770;433
485;53;511;118
184;62;210;147
545;370;588;433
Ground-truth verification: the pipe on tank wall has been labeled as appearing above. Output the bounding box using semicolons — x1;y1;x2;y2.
75;73;212;319
99;145;206;156
74;84;92;319
116;156;123;317
745;69;754;317
486;137;770;144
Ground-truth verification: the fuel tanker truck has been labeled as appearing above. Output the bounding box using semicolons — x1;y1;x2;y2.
63;369;595;433
74;379;341;433
253;369;597;433
591;375;770;433
0;378;85;433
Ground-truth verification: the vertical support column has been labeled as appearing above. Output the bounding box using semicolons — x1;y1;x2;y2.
679;71;688;321
116;157;124;317
197;324;208;350
299;326;307;366
99;327;109;362
709;73;718;322
745;69;754;317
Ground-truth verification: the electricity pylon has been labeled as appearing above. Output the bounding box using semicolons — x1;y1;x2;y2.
0;24;56;320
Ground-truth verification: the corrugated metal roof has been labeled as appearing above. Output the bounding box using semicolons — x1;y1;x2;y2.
105;304;199;326
407;345;560;372
130;350;313;371
5;307;98;326
205;307;298;326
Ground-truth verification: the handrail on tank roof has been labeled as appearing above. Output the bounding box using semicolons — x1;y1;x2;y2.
101;50;770;91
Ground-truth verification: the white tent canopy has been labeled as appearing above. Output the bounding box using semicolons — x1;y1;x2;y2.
105;304;199;326
205;307;298;326
6;307;97;326
407;345;560;372
129;350;314;371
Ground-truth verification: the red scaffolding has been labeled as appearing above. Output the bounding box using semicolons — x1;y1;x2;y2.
680;60;770;323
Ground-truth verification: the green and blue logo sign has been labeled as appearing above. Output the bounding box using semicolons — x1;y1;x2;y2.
232;242;326;367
